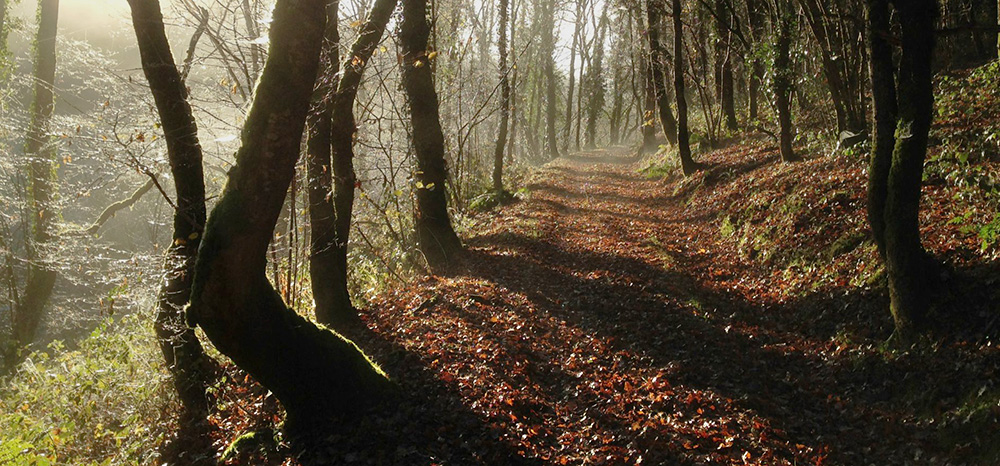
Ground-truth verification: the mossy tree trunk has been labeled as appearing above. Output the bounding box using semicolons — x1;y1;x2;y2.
646;0;678;147
673;0;700;175
127;0;217;418
866;0;938;339
400;0;463;269
188;0;392;431
493;0;511;192
15;0;59;353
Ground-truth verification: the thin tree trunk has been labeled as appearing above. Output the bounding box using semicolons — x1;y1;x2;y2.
673;0;699;175
774;6;798;162
493;0;511;192
584;8;608;149
188;0;392;432
646;0;678;147
715;0;737;130
639;53;659;155
866;0;895;256
128;0;217;417
401;0;463;268
562;0;584;154
746;0;764;122
15;0;59;353
543;0;559;159
306;0;356;328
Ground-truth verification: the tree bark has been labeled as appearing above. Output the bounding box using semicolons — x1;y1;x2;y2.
493;0;511;191
188;0;392;431
774;6;798;162
646;0;678;147
884;0;937;337
866;0;896;256
306;0;359;328
400;0;463;269
715;0;737;130
745;0;765;122
585;8;608;149
562;0;585;154
673;0;699;175
128;0;219;417
15;0;59;352
639;53;659;155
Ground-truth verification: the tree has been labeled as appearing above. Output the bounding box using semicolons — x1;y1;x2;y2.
673;0;700;175
127;0;218;418
646;0;678;148
584;8;609;150
493;0;512;192
714;0;737;131
187;0;392;431
400;0;464;268
563;0;586;154
866;0;939;339
773;2;799;162
308;0;398;327
542;0;559;159
14;0;59;356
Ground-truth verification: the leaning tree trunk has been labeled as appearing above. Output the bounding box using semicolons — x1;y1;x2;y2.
14;0;59;354
883;0;938;337
127;0;218;418
646;0;678;147
188;0;392;432
400;0;463;269
672;0;699;175
493;0;511;192
774;6;799;162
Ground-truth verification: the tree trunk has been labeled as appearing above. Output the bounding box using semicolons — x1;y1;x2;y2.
543;0;559;159
866;0;896;256
188;0;392;432
639;53;659;155
493;0;511;191
562;0;584;154
401;0;463;269
646;0;678;147
715;0;737;131
15;0;59;353
884;0;938;337
745;0;764;122
774;7;798;162
307;0;359;328
128;0;217;418
673;0;699;175
584;9;608;149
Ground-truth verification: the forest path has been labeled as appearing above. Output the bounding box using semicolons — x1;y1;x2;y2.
362;146;936;465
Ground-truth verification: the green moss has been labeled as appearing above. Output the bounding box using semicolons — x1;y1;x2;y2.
221;430;279;462
826;231;867;258
469;189;515;212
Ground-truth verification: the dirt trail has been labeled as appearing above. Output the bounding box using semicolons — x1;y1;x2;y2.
358;147;973;465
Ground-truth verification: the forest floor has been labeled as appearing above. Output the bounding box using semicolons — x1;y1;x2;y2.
198;139;1000;466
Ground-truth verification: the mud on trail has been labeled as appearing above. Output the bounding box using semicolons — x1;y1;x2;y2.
327;145;996;466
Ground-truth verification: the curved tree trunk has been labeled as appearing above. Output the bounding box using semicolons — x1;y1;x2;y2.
15;0;59;354
189;0;392;431
866;0;896;256
127;0;218;418
646;0;678;147
400;0;463;269
673;0;699;176
493;0;511;192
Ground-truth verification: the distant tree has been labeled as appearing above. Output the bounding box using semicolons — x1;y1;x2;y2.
127;0;218;418
400;0;464;268
714;0;737;131
563;0;586;154
493;0;511;192
745;0;766;122
866;0;939;340
673;0;700;175
584;7;608;150
14;0;59;355
188;0;392;430
542;0;559;159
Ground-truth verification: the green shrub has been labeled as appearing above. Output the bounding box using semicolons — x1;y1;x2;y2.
0;313;174;465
